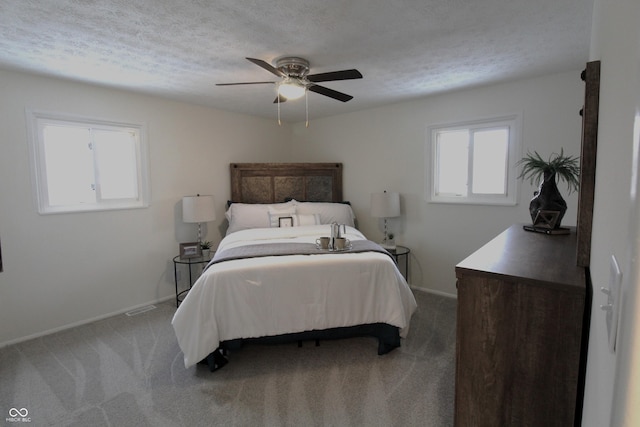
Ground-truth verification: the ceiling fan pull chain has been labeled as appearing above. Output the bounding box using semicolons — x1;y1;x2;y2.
277;94;281;126
305;90;309;128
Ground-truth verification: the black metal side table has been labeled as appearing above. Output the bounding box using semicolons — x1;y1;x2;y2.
173;254;212;307
389;245;410;282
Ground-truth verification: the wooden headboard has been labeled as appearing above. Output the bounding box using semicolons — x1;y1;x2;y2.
230;163;343;203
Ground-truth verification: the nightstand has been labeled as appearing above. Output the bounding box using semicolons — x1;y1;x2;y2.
389;245;410;282
173;254;212;307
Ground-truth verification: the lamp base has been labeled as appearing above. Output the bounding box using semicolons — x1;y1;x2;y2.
380;229;396;250
380;239;396;250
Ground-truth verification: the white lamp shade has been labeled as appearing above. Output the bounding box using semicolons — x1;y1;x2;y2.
370;192;401;218
182;195;216;223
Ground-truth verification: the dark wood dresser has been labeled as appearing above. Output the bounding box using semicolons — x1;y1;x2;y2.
454;224;589;426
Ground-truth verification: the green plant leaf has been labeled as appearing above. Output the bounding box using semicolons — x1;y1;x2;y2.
516;148;580;193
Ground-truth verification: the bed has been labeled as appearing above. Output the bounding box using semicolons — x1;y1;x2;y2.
172;163;417;370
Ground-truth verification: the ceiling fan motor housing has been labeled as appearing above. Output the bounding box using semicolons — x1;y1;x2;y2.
275;57;310;78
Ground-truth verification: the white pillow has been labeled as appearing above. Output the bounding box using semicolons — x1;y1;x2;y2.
293;213;321;226
292;200;356;227
268;205;297;227
225;201;295;234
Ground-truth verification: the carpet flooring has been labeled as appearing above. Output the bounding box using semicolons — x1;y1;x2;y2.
0;289;456;427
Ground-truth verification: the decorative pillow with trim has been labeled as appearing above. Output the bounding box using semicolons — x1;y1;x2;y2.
291;200;356;227
225;201;296;234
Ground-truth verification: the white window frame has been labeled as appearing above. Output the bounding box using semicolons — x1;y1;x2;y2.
426;114;522;205
26;109;151;214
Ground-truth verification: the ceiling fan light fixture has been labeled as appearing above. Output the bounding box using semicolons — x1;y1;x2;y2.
277;79;306;100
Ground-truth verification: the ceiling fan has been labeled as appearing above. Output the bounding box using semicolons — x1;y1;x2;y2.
216;57;363;104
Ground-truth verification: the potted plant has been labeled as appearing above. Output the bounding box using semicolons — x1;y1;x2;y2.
200;241;212;258
517;148;580;229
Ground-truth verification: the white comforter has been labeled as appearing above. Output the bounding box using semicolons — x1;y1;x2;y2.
172;225;417;368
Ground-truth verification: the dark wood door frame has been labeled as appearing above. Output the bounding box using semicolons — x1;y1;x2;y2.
577;60;600;267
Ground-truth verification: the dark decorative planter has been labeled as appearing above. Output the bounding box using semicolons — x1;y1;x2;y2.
529;170;567;228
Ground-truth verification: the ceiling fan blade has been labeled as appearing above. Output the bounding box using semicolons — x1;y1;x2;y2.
273;94;287;104
216;81;276;86
246;57;286;77
308;84;354;102
307;69;363;83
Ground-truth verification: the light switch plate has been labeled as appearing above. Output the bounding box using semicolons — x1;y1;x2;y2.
602;255;622;353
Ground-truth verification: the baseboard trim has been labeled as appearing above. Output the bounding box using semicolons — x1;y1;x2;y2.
0;295;175;348
2;287;456;348
411;285;457;299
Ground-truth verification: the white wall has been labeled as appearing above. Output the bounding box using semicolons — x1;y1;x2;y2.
290;71;584;295
583;0;640;425
0;69;291;345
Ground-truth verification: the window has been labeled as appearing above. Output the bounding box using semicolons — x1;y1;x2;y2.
427;114;521;205
27;110;150;214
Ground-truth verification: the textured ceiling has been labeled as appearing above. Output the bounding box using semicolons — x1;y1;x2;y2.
0;0;593;123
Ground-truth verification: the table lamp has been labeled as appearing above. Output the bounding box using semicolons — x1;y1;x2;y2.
370;191;400;249
182;194;216;245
